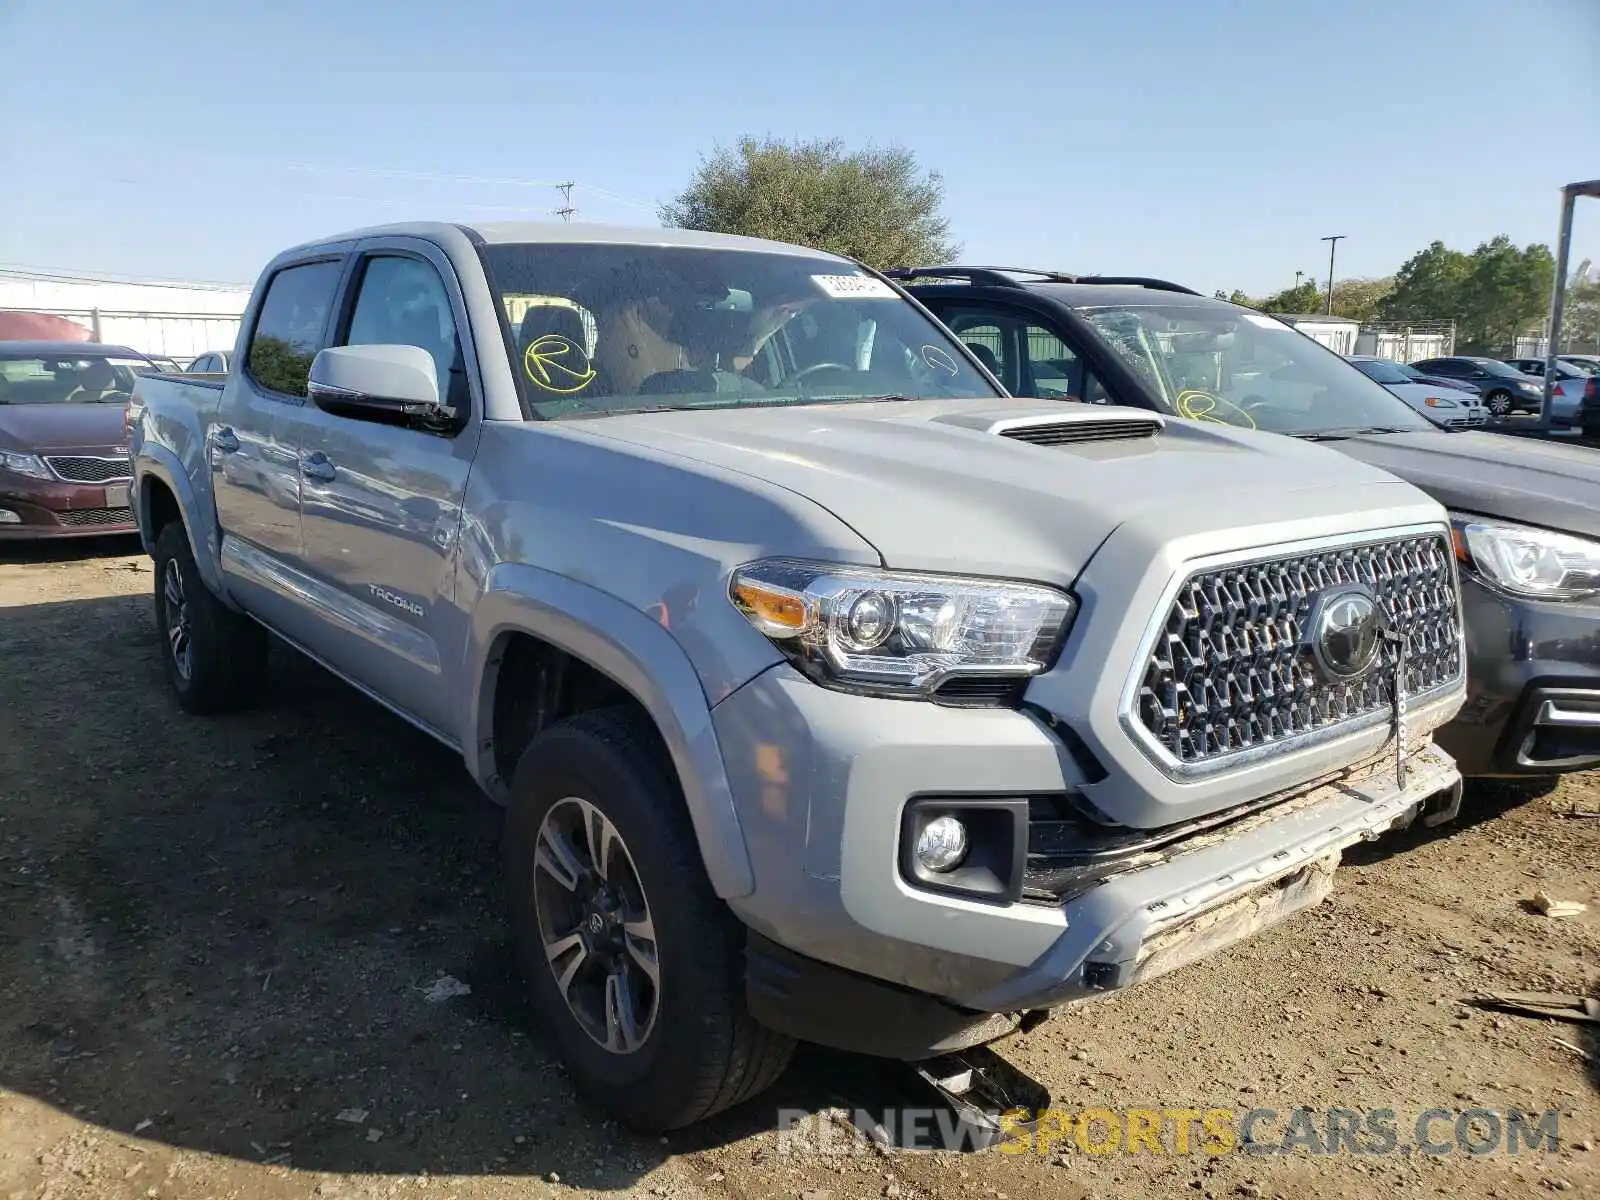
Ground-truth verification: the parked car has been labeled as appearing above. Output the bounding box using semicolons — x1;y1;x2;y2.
0;341;143;540
1502;359;1597;427
185;350;231;374
1549;371;1599;429
1409;356;1544;416
1558;353;1600;375
129;224;1467;1131
135;354;185;375
1394;362;1484;396
1506;356;1590;383
896;266;1600;779
1347;355;1487;427
1583;382;1600;440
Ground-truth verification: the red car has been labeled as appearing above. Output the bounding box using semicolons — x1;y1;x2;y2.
0;342;149;540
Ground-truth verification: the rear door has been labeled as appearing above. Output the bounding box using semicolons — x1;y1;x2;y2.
288;240;482;742
212;258;344;627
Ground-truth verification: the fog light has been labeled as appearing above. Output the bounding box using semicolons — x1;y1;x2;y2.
0;509;19;524
914;815;969;872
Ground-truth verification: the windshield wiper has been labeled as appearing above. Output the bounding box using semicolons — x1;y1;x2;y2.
1291;425;1416;441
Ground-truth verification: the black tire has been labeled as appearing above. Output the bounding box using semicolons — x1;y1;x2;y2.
152;520;268;714
503;707;794;1131
1484;389;1513;418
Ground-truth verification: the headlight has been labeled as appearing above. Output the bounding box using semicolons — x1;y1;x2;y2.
1422;395;1459;408
729;559;1075;701
1452;517;1600;600
0;450;51;480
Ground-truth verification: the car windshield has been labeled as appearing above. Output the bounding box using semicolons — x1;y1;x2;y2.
1077;305;1434;435
479;243;999;418
1350;358;1412;385
1562;357;1600;375
0;355;148;404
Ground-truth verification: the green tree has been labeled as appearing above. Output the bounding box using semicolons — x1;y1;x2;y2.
1327;276;1394;324
1378;241;1472;325
1456;236;1555;353
1260;281;1323;314
1563;280;1600;352
660;137;957;270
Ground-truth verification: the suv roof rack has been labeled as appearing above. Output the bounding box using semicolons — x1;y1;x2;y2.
885;265;1201;297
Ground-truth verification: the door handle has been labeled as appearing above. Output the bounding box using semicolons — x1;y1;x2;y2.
212;427;240;454
300;453;337;483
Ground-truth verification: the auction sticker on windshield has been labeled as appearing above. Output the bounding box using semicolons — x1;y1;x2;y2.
811;274;897;299
1241;313;1290;330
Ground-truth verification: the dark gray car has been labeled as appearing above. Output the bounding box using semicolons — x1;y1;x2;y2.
1411;356;1545;417
899;268;1600;777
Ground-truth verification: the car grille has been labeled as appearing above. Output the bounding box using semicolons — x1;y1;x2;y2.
1132;531;1462;771
57;507;135;528
45;455;132;484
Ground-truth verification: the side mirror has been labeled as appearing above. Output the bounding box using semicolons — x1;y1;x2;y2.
307;345;454;424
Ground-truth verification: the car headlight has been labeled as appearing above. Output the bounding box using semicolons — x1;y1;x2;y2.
730;559;1075;702
1452;517;1600;600
0;450;52;480
1423;395;1459;408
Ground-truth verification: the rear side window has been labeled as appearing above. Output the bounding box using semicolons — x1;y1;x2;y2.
246;260;343;397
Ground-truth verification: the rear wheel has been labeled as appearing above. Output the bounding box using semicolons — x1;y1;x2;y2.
503;708;793;1130
152;521;267;713
1484;389;1513;417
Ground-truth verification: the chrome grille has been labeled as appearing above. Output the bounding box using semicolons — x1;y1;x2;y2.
1132;532;1462;770
57;507;135;528
45;455;132;484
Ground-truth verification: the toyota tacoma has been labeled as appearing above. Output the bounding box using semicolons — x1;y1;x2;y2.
129;223;1467;1130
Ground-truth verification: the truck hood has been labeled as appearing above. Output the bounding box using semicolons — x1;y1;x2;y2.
0;402;129;453
1333;430;1600;540
578;398;1418;585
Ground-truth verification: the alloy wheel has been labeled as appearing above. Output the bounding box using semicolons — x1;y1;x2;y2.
532;796;660;1055
162;558;193;680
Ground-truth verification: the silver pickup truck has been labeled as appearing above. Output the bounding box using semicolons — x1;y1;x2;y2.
129;221;1468;1131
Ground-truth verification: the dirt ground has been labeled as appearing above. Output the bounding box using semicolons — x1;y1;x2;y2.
1;537;1595;1200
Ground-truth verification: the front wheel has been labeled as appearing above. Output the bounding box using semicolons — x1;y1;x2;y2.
1484;389;1513;417
503;709;793;1130
152;521;267;713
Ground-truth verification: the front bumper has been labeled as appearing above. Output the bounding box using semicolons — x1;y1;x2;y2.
0;474;136;540
716;665;1463;1052
1434;572;1600;775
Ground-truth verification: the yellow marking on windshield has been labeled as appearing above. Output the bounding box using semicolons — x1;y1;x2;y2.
523;334;596;394
1175;389;1257;429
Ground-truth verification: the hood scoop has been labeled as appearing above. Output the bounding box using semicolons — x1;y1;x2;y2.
931;407;1165;447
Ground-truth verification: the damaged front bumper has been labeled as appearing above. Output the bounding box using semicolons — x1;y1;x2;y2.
961;742;1460;1013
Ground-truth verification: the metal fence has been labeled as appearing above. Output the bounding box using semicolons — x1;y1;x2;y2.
1352;321;1455;363
0;306;241;360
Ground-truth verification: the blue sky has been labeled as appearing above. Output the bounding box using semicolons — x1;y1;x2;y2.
2;0;1596;295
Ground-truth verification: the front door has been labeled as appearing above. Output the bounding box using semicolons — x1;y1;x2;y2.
291;245;481;742
212;258;344;629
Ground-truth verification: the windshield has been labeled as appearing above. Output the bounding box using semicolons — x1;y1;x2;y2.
479;243;998;418
1079;305;1434;435
1350;358;1412;385
0;355;148;405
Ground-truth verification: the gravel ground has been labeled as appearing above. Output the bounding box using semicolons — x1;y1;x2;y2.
1;537;1595;1200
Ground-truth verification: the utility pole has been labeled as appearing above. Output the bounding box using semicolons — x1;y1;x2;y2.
1294;270;1305;292
1320;235;1345;316
553;181;577;223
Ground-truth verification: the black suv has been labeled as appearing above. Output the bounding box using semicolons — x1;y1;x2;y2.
894;266;1600;778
